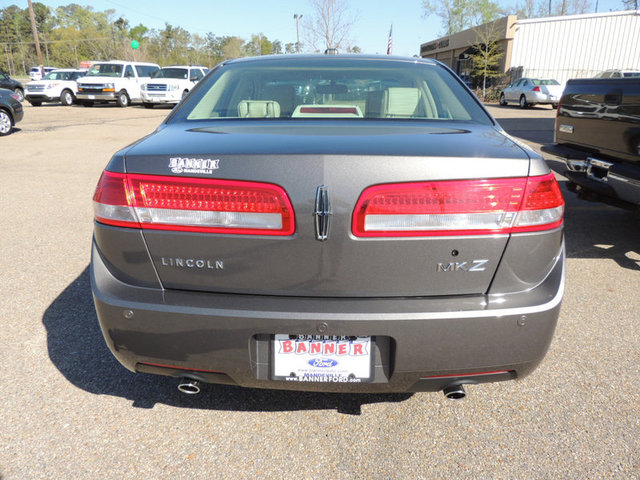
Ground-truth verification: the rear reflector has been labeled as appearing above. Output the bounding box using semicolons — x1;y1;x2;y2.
352;173;564;237
93;171;295;235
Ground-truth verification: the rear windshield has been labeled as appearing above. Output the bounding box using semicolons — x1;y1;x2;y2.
171;57;491;124
532;79;560;86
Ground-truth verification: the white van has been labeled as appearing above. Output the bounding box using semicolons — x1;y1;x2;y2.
76;60;160;107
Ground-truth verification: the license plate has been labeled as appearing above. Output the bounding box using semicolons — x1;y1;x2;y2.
272;335;372;383
88;95;95;99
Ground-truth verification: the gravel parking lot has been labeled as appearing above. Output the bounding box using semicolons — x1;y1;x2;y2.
1;102;638;479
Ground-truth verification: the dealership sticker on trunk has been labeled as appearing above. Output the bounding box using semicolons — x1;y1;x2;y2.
273;335;372;383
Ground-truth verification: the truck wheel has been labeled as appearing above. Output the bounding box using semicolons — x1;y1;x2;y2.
13;88;24;102
116;91;130;107
519;95;528;109
60;89;74;106
0;109;13;136
28;100;42;107
143;102;154;109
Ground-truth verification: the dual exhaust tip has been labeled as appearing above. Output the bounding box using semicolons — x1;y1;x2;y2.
177;377;467;400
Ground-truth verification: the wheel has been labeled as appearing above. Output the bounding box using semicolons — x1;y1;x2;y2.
519;95;528;109
0;109;14;136
82;101;94;107
551;103;558;109
499;93;507;106
143;102;154;109
116;91;130;107
60;89;74;106
28;100;42;107
13;88;24;102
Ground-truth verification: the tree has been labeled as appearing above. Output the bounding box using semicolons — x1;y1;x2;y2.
467;21;504;99
244;33;274;56
423;0;502;35
305;0;356;52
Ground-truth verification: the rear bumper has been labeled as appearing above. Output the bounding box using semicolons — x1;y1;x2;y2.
529;92;559;104
91;239;564;393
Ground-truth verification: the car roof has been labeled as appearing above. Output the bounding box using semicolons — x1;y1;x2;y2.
162;65;207;69
224;54;439;67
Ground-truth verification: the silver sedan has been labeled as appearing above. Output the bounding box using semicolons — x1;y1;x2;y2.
500;78;563;109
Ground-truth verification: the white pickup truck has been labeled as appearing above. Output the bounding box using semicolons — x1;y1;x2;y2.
24;69;86;106
76;60;159;107
140;65;208;108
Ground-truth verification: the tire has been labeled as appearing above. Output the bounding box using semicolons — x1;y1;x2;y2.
143;102;154;109
499;93;507;106
519;95;528;109
60;89;74;106
116;91;130;107
13;88;24;102
0;109;13;136
28;100;42;107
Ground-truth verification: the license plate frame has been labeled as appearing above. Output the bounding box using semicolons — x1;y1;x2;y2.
271;335;373;384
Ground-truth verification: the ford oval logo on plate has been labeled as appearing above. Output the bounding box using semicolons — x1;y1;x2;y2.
309;358;338;368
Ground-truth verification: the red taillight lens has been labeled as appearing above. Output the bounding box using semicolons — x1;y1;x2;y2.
93;171;295;235
352;173;564;237
533;86;541;92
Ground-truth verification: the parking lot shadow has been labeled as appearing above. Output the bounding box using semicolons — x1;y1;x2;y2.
42;267;411;415
559;181;640;270
495;114;556;145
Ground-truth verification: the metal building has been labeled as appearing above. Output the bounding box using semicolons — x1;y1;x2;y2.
420;10;640;84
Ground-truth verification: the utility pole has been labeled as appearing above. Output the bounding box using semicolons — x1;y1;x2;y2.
27;0;45;76
294;14;303;53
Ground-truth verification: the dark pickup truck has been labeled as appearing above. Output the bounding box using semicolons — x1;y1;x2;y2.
543;78;640;211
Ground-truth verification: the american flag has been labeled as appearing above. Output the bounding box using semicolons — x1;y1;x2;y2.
387;25;393;55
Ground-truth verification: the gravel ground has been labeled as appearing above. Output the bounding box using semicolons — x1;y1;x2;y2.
0;102;638;480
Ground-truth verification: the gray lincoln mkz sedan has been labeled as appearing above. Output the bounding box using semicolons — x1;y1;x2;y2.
91;55;565;399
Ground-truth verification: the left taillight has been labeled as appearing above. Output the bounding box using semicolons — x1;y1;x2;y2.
93;171;295;236
352;173;564;237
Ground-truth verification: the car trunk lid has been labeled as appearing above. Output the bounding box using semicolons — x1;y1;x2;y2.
119;121;532;297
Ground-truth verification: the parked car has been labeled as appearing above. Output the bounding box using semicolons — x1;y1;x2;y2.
542;77;640;211
29;66;57;81
0;71;24;102
0;88;24;136
91;55;565;398
76;60;160;107
594;69;640;78
140;65;208;108
500;78;563;108
24;68;87;106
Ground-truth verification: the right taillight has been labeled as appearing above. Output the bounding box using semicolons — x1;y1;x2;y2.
352;173;564;237
93;171;295;236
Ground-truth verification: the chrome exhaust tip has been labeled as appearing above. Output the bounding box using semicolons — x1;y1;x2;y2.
177;378;201;395
443;383;466;400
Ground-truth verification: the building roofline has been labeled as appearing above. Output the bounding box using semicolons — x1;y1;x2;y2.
516;9;639;25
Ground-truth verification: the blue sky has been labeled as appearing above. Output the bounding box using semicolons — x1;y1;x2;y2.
26;0;630;57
